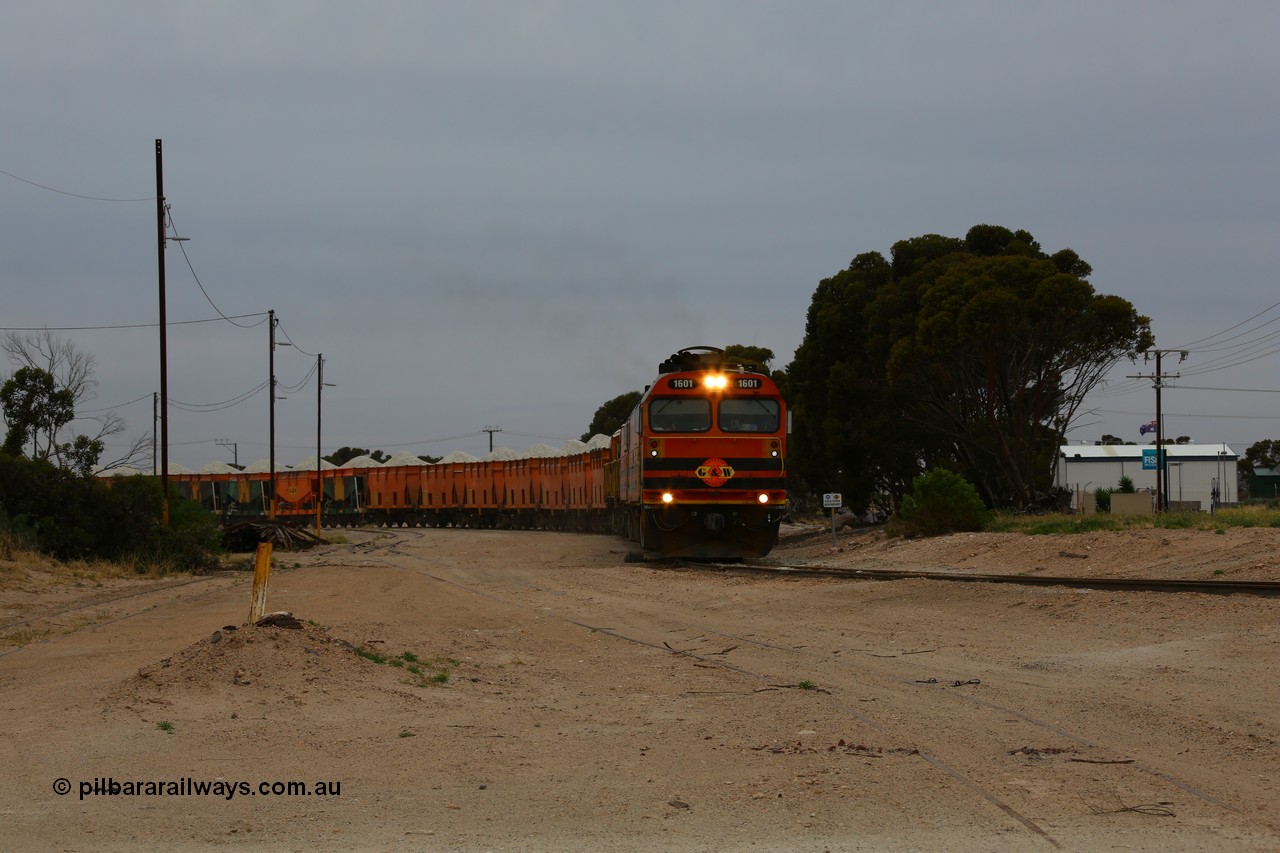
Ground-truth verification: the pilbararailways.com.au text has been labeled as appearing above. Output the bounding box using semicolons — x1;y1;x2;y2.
60;777;342;801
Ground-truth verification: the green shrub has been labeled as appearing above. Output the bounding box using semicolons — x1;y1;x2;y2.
0;457;219;570
895;468;989;536
151;489;222;571
1094;487;1112;513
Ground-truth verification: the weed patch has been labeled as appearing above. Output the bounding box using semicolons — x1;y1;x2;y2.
352;646;458;686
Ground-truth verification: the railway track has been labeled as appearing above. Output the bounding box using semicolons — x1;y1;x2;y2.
670;558;1280;596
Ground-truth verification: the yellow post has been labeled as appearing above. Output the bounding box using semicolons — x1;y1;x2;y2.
249;542;272;622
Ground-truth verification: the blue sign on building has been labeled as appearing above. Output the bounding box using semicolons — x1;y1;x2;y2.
1142;448;1159;470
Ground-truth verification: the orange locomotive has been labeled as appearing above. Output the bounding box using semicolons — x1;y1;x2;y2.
168;346;787;558
615;346;787;557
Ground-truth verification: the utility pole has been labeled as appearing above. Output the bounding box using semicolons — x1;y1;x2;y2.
154;140;188;522
483;425;502;453
152;392;158;476
269;310;277;520
316;354;334;537
316;354;323;537
155;140;169;526
1128;349;1185;512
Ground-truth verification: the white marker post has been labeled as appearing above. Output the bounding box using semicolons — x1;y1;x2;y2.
823;492;843;546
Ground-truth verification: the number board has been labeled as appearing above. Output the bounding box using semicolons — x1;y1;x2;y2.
735;377;762;389
669;378;696;389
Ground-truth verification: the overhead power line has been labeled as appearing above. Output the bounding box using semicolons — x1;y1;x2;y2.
275;321;318;358
170;381;269;412
1172;298;1280;350
78;393;154;414
1170;384;1280;394
165;209;264;330
0;313;268;332
1097;408;1280;420
0;167;153;202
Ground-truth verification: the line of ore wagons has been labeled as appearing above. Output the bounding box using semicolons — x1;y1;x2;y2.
171;435;618;531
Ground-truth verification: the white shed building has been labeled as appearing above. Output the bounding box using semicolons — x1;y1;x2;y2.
1055;443;1238;511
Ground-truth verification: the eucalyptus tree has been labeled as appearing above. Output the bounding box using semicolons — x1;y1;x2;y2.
787;225;1152;510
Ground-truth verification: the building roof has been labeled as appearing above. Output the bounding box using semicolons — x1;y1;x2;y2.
1060;443;1236;461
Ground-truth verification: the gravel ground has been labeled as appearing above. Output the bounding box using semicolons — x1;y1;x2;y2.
1;523;1276;851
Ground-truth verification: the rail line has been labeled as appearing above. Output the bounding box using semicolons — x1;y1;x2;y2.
668;559;1280;596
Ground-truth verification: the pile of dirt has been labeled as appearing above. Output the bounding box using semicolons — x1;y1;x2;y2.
103;614;427;719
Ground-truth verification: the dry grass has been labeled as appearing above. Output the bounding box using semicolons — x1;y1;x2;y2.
0;542;179;651
989;504;1280;534
0;627;51;648
1;536;188;596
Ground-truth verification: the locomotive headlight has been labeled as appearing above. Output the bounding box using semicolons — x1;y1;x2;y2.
757;492;770;504
662;492;674;504
703;374;728;390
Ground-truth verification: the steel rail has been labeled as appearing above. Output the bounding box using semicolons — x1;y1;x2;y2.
669;560;1280;596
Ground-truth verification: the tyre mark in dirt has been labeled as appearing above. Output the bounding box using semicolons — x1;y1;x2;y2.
410;565;1063;849
427;559;1248;837
955;692;1236;812
684;619;1241;816
0;577;211;633
0;574;236;659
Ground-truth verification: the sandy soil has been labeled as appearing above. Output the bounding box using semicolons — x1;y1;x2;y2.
1;522;1277;851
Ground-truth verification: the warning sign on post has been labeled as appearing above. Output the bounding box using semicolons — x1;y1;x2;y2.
822;493;842;508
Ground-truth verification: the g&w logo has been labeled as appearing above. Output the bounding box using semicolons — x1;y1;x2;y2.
695;458;734;487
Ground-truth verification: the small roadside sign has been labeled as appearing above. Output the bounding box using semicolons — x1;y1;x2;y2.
823;493;843;546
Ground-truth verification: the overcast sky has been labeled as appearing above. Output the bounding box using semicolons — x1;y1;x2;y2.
3;2;1278;470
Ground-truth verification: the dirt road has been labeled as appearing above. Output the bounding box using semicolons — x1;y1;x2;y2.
1;525;1277;851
